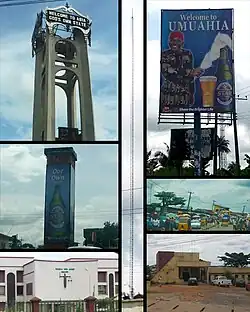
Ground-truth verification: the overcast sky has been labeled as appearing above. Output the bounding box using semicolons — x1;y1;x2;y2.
0;0;117;140
147;0;250;171
0;144;118;246
0;251;118;261
147;179;250;213
147;234;250;266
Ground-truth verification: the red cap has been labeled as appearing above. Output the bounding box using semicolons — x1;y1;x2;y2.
169;31;184;42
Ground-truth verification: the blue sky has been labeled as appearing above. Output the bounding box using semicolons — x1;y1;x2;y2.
0;144;118;246
0;0;118;140
147;179;250;213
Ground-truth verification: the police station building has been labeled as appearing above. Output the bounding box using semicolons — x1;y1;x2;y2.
0;256;118;308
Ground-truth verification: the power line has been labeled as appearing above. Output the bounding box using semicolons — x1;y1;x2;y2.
0;0;63;7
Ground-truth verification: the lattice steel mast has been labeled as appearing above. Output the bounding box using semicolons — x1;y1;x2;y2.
129;10;135;299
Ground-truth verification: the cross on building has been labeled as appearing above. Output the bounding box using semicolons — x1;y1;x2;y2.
60;272;72;288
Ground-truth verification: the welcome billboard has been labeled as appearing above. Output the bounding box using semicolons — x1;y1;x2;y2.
159;9;235;115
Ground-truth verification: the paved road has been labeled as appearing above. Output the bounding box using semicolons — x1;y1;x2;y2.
193;224;235;231
149;224;237;232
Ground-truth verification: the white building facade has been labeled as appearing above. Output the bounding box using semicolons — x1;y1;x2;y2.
0;256;118;307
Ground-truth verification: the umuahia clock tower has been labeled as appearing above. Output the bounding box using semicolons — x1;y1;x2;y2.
31;3;95;142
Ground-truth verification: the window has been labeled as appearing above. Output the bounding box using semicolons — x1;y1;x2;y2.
26;283;33;296
242;275;245;278
17;286;23;296
0;271;5;283
98;272;107;283
115;272;118;282
98;285;107;295
0;286;5;295
248;275;250;280
235;275;238;278
17;271;23;283
115;285;119;294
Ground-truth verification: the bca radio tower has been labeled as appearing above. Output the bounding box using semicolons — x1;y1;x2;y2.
31;2;95;141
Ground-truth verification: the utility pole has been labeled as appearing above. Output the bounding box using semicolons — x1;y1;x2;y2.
234;96;248;176
187;191;194;212
212;200;216;211
148;181;153;204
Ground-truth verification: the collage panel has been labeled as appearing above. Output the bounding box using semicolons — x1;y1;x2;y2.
0;251;119;310
147;234;250;312
0;0;118;142
147;179;250;232
147;0;250;177
0;144;118;250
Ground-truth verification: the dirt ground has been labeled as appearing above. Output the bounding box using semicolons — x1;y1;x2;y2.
147;284;250;312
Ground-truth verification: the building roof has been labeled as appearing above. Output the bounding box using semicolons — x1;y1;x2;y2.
0;233;11;239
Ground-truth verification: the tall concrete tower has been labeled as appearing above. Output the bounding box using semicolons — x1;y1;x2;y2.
31;3;95;141
44;147;77;249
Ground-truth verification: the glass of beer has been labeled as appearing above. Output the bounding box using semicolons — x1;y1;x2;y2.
199;76;217;108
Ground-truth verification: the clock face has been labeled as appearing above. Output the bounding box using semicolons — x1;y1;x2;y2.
49;206;65;229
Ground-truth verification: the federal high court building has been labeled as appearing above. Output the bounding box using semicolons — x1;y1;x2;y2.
0;256;118;304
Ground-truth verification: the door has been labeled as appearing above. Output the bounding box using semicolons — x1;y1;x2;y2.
7;273;15;308
183;271;190;282
108;273;114;298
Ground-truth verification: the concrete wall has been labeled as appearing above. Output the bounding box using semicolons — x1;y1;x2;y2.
208;266;250;283
33;260;98;300
152;253;210;284
122;299;143;312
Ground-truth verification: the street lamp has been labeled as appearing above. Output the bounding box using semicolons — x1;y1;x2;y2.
85;268;91;295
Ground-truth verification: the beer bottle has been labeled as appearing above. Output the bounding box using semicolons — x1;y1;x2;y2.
48;185;65;229
215;47;233;112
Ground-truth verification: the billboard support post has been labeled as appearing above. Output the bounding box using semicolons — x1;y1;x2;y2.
213;113;218;175
158;8;235;177
194;112;201;176
233;112;240;176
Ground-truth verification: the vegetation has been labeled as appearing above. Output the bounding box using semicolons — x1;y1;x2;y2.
218;252;250;267
147;136;250;176
9;221;119;249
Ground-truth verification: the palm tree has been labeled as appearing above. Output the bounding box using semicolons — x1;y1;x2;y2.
217;136;231;170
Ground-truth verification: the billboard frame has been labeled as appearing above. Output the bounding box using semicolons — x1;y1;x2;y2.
158;8;235;119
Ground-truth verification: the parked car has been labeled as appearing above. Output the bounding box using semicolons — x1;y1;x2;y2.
212;276;232;287
245;283;250;291
191;219;201;229
188;277;198;286
235;279;245;287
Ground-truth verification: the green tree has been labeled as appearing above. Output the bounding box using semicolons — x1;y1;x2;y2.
9;235;22;249
154;191;186;214
100;222;118;249
147;203;161;214
218;252;250;267
217;136;231;170
146;264;156;280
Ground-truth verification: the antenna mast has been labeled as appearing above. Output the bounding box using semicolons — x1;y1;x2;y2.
129;9;135;299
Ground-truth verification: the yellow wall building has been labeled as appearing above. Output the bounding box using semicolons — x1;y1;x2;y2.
151;251;250;284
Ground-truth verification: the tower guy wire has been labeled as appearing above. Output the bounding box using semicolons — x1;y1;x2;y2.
129;9;135;299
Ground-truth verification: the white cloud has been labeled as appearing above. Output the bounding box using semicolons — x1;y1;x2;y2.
147;179;250;213
0;32;117;140
147;234;250;266
0;144;118;246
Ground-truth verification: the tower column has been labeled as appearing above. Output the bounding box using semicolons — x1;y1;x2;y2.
75;30;95;141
